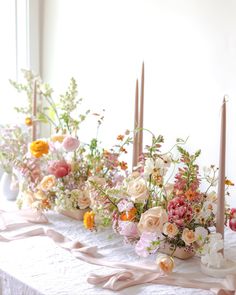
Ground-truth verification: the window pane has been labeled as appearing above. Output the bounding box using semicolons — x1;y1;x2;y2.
0;0;17;124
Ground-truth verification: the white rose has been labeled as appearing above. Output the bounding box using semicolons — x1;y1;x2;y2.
77;190;91;209
137;206;168;234
127;176;148;203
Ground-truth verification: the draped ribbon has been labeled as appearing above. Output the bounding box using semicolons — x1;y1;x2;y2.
0;210;236;294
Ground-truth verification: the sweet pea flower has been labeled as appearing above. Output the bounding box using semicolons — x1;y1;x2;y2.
118;221;139;238
48;160;71;178
135;232;159;257
62;136;80;152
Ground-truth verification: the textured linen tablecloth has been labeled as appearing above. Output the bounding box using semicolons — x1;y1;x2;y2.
0;206;236;295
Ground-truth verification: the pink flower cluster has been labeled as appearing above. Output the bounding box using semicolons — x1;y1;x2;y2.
174;167;200;196
167;196;193;226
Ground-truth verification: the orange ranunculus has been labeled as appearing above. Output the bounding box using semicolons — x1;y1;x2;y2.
120;207;137;221
25;117;33;126
30;140;49;158
84;211;95;230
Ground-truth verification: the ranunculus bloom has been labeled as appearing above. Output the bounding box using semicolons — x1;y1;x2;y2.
182;228;196;245
163;222;179;238
229;218;236;231
137;206;168;234
156;254;174;274
127;176;148;203
62;136;80;152
25;117;33;126
84;211;95;230
48;160;71;178
30;140;49;158
39;175;56;191
76;189;91;209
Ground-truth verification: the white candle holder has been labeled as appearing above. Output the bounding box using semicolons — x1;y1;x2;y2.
201;258;236;278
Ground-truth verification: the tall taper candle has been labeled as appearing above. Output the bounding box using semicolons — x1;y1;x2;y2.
132;79;139;169
32;80;37;141
216;97;227;240
138;62;144;157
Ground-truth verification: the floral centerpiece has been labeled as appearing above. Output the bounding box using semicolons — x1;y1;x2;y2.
13;71;131;219
84;133;234;271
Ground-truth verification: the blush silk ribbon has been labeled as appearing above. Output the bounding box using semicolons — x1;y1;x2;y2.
0;210;236;295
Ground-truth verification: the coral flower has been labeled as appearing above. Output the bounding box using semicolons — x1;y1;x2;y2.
185;189;198;201
30;140;49;158
120;161;128;170
120;207;137;221
117;135;124;141
84;211;95;230
48;160;71;178
25;117;33;126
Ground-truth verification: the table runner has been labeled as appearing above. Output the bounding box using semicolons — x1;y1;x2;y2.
0;210;236;294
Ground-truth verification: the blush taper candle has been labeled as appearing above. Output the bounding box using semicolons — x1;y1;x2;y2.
216;97;227;240
132;79;139;170
138;62;144;158
32;80;37;141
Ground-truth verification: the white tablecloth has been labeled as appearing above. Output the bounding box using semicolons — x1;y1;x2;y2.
0;204;236;295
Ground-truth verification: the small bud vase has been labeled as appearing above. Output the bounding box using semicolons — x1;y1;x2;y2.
0;172;19;201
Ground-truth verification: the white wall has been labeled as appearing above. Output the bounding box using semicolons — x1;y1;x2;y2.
41;0;236;206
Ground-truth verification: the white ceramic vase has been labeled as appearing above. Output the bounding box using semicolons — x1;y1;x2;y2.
0;172;19;201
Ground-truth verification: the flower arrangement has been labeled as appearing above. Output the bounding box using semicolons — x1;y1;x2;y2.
12;71;131;214
84;133;234;272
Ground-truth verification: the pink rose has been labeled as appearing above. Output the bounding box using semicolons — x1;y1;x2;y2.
48;160;71;178
62;136;80;152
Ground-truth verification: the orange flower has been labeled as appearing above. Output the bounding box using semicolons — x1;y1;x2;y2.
225;179;234;186
120;147;127;153
117;135;124;141
185;189;198;201
30;140;49;158
103;150;111;158
84;211;95;230
120;161;128;170
120;207;137;221
25;117;33;126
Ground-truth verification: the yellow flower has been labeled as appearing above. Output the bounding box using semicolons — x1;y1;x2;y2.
84;211;95;230
25;117;33;126
225;179;234;186
51;134;66;143
30;140;49;158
